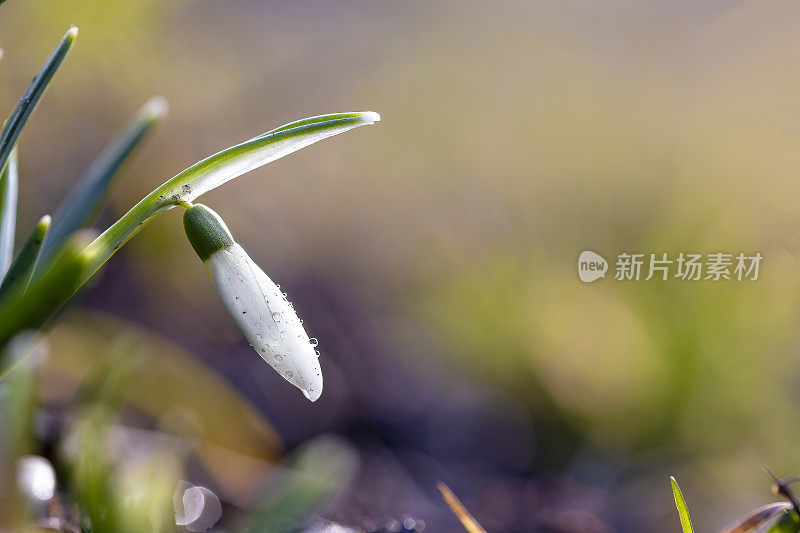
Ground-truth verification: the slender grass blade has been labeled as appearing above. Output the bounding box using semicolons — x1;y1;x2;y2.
0;231;92;348
438;482;487;533
0;215;50;300
0;148;18;278
241;437;356;532
40;96;167;265
0;27;77;174
671;477;694;533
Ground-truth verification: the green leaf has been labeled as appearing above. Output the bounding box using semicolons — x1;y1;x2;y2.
240;437;357;532
68;406;118;533
164;111;379;205
249;111;381;140
82;111;380;279
0;27;77;175
40;97;168;266
671;477;694;533
0;214;50;300
0;332;46;455
0;231;93;348
0;148;17;278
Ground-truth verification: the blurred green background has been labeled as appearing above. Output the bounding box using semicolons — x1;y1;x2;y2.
4;0;800;531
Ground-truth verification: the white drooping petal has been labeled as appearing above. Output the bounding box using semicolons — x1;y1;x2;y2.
206;243;322;401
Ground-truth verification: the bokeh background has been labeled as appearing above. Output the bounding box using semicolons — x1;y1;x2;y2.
3;0;800;531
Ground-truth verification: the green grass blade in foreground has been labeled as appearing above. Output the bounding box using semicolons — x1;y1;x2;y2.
671;477;694;533
0;332;45;456
0;27;77;174
0;215;50;301
0;148;18;278
83;111;380;278
0;231;92;348
40;96;168;266
241;437;356;532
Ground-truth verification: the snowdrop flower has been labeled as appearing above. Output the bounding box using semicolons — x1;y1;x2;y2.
183;204;322;401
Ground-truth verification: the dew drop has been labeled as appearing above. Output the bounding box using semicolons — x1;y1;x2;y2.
309;338;318;347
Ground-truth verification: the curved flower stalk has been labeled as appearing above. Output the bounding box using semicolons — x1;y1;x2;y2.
183;204;322;401
0;24;380;366
81;111;380;281
0;111;380;347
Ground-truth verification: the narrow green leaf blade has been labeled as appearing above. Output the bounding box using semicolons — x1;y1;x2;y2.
0;148;18;278
0;231;92;349
241;437;356;532
83;111;380;278
164;111;380;204
0;27;77;174
40;96;168;265
0;214;50;300
249;111;381;140
671;477;694;533
0;332;46;457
